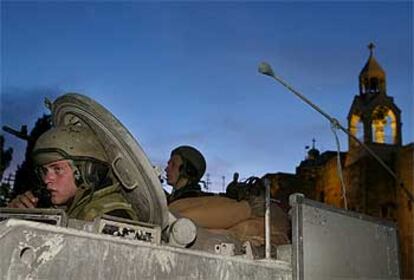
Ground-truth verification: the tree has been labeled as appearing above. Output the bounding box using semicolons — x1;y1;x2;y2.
12;115;52;198
0;135;13;206
0;135;13;181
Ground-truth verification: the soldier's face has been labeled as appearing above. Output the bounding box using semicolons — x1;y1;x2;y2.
165;155;183;188
39;160;77;205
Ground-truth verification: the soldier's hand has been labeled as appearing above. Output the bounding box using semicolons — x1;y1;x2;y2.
7;191;39;208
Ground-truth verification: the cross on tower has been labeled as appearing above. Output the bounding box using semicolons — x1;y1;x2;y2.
368;42;375;56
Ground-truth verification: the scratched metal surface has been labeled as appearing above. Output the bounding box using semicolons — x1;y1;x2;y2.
0;219;292;280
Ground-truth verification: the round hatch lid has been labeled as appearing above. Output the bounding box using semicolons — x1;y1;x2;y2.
50;93;168;229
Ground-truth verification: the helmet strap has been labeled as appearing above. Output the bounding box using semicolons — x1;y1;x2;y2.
174;174;189;189
178;159;197;184
73;167;81;181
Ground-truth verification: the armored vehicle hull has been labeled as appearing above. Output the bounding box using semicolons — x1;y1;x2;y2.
0;194;400;280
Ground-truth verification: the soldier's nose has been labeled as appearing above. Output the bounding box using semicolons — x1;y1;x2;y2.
43;172;56;184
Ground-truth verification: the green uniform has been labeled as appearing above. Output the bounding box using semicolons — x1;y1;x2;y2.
66;183;138;221
168;183;213;204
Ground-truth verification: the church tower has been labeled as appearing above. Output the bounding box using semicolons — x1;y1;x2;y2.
345;43;402;219
348;43;402;150
346;44;413;279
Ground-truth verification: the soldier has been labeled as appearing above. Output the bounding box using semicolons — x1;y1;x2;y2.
165;145;209;204
7;125;138;221
166;146;290;255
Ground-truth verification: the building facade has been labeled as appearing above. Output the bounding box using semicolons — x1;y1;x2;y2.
268;44;413;279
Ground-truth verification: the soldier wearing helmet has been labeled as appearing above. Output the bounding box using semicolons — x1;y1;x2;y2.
8;125;138;221
165;145;209;204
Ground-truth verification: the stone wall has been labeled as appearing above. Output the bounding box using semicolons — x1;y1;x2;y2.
396;144;414;279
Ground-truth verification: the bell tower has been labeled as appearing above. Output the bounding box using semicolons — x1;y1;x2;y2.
344;43;403;221
348;43;402;150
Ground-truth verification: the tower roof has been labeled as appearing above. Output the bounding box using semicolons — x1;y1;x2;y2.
359;43;386;95
359;43;385;80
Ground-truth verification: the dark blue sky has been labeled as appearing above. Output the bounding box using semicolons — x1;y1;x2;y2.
1;1;412;191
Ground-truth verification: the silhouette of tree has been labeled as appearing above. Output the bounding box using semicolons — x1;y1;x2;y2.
0;135;13;206
0;135;13;181
12;114;51;198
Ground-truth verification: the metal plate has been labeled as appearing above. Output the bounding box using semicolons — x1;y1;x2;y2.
50;93;168;229
97;215;161;244
290;194;400;280
0;208;67;226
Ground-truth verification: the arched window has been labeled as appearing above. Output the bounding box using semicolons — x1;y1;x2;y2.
370;78;379;93
371;106;397;144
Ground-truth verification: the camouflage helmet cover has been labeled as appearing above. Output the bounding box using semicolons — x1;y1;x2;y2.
171;145;206;182
32;125;107;166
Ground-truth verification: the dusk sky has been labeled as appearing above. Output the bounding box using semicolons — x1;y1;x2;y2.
1;1;412;192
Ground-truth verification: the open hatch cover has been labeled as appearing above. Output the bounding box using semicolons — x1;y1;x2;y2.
50;93;168;229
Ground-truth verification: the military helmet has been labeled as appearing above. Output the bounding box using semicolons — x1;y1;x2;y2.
171;145;206;182
32;125;108;166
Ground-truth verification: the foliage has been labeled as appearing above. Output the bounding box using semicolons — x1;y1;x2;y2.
9;115;52;199
0;135;13;206
0;182;12;207
0;135;13;181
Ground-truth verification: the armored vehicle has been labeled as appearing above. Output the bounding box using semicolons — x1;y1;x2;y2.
0;94;400;279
